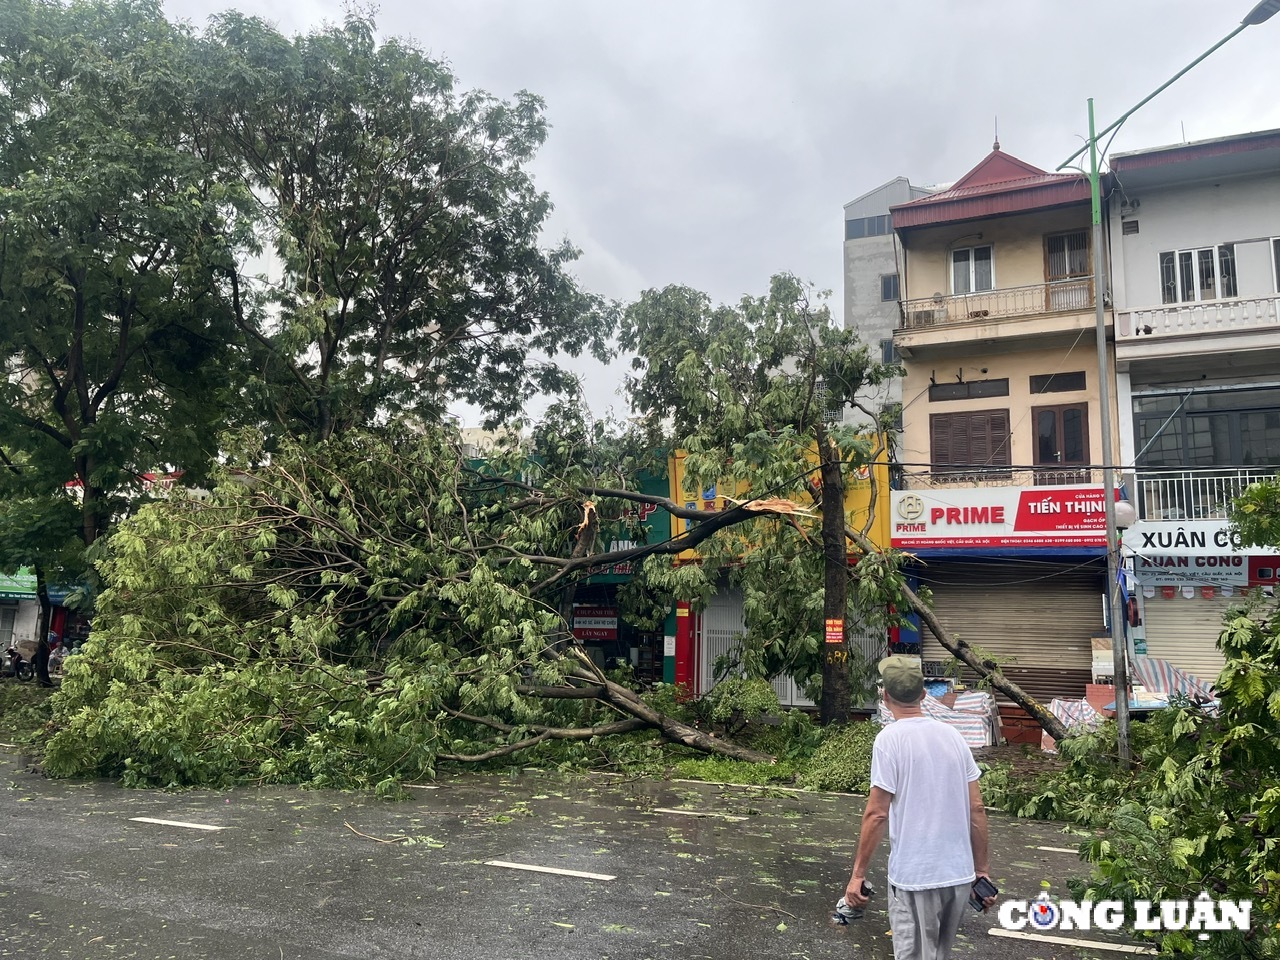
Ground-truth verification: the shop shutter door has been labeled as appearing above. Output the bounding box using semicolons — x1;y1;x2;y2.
1139;594;1231;687
697;589;875;708
920;562;1105;704
699;590;745;696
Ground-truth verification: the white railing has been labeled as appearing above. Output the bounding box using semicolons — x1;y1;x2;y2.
900;278;1094;329
1134;467;1276;521
1117;295;1280;342
902;466;1104;489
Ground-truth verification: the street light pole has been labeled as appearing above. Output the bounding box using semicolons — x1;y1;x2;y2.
1062;0;1280;766
1085;97;1131;764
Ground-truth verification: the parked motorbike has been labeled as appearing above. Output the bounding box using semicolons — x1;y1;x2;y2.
3;645;34;682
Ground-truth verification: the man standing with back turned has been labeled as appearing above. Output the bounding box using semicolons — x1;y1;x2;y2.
844;655;997;960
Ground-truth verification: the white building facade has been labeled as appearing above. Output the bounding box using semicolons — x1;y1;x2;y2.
1108;129;1280;682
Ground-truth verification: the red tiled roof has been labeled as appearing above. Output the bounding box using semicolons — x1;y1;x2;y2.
891;149;1090;229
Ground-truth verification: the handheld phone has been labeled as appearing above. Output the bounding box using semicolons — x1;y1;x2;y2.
969;876;999;911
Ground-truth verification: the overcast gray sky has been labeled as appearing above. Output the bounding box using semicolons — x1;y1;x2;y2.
166;0;1280;421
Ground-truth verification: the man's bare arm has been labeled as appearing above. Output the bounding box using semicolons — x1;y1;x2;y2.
969;779;997;909
846;786;892;907
968;779;990;875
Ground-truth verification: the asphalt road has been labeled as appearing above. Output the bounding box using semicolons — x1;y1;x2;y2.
0;750;1147;959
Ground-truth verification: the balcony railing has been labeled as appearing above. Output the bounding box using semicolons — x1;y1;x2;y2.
899;278;1094;330
901;466;1105;489
1134;467;1276;521
1117;295;1280;342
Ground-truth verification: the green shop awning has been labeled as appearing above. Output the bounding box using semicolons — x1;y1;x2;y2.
0;567;37;600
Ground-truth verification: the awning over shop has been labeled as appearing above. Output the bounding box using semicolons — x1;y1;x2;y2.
0;567;38;600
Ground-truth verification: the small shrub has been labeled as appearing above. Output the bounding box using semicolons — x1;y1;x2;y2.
699;677;780;735
797;720;879;793
0;684;54;748
672;755;794;786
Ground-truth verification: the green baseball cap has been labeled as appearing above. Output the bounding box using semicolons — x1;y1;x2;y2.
878;655;924;703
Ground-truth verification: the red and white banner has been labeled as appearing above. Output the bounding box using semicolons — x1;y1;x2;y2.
891;486;1118;549
572;605;619;641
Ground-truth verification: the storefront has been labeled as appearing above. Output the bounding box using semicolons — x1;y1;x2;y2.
573;468;672;686
668;445;894;709
0;569;39;654
1127;519;1279;684
891;485;1113;704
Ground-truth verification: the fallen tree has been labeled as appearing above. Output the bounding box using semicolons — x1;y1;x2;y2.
45;426;788;787
841;524;1070;743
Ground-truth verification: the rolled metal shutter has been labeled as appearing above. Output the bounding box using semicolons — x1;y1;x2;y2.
920;561;1106;704
699;589;745;696
1139;594;1230;687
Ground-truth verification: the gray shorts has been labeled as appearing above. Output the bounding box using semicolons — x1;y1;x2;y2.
886;881;971;960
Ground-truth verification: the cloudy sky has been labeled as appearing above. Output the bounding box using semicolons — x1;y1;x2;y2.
166;0;1280;420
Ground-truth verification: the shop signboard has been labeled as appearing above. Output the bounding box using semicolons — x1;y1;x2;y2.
588;468;669;583
0;567;37;600
572;604;619;641
890;486;1118;549
669;440;892;562
1132;554;1280;588
1125;519;1245;557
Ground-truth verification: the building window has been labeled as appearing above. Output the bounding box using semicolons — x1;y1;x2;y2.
880;273;900;302
1033;403;1090;484
879;338;900;365
951;245;994;294
930;409;1011;478
1273;237;1280;291
845;214;892;240
1159;244;1238;304
1134;387;1280;468
1030;371;1087;394
1046;232;1090;281
928;378;1009;402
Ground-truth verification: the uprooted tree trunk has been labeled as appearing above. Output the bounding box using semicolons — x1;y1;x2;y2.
434;646;775;766
842;523;1069;743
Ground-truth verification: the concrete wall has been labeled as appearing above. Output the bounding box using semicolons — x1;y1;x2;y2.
902;205;1092;300
843;178;934;412
843;233;902;411
900;340;1114;476
1110;171;1280;309
1;600;40;649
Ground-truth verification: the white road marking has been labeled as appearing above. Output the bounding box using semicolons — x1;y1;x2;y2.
485;860;615;881
1035;845;1080;853
128;817;225;832
652;807;748;822
987;928;1157;954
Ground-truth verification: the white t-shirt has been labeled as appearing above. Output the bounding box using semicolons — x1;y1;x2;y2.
869;716;981;891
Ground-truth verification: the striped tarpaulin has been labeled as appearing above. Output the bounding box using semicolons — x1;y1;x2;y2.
877;692;999;748
1040;698;1104;754
1129;656;1217;700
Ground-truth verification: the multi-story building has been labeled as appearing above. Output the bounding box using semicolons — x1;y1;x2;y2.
1108;129;1280;682
842;177;935;415
885;144;1119;720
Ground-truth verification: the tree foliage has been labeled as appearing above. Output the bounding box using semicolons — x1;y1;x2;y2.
0;0;256;547
1;0;615;635
621;273;904;718
203;9;614;439
46;425;788;787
